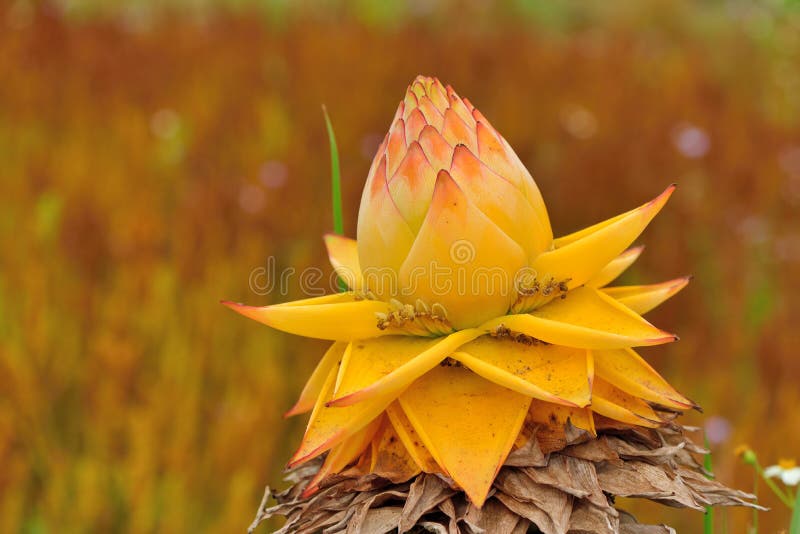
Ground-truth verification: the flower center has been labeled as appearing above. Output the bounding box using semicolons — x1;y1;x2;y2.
778;458;797;470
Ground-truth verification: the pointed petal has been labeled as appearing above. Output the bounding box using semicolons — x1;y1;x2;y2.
534;186;675;290
586;245;645;288
602;277;691;315
357;155;417;279
481;287;677;349
410;78;427;100
222;293;390;341
452;337;591;407
370;418;423;482
593;348;693;409
331;336;440;399
591;377;663;427
403;86;418;116
385;401;440;473
398;170;527;329
417;96;445;130
323;234;363;291
399;365;531;506
327;328;484;407
446;86;477;129
301;415;383;497
289;361;395;466
528;399;596;436
474;119;552;242
386;118;407;176
427;78;450;113
449;144;550;258
441;108;477;153
405;108;428;143
285;341;347;417
387;142;437;232
418;124;454;170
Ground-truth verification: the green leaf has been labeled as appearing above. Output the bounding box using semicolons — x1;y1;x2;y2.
790;485;800;534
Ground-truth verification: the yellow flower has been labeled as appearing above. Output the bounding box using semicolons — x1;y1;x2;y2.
224;75;694;506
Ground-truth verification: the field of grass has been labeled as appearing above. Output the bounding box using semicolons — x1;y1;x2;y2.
1;1;799;532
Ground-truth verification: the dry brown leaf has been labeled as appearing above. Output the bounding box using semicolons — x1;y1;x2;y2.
567;501;618;534
399;474;457;532
249;424;759;534
523;455;610;510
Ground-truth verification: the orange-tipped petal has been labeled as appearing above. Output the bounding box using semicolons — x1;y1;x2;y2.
301;415;383;498
452;337;591;407
323;234;362;291
402;87;418;120
535;185;675;290
405;108;428;144
590;377;664;427
449;144;550;259
356;155;417;279
398;365;531;507
387;142;437;232
446;86;477;128
398;170;527;329
602;276;691;315
386;119;407;176
482;287;678;350
288;359;395;467
222;293;391;341
418;124;454;171
327;328;483;408
474;120;552;240
416;96;445;131
441;108;477;153
586;245;645;288
284;341;347;417
593;348;693;409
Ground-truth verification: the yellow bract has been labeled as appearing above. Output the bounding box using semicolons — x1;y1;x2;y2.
224;75;692;508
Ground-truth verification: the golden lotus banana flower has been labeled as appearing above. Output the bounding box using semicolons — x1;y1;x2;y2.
224;75;695;507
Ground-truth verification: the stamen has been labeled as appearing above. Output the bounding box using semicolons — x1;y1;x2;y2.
510;276;571;313
490;323;549;346
375;299;455;336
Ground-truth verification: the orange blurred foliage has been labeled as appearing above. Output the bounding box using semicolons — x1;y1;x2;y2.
1;1;799;532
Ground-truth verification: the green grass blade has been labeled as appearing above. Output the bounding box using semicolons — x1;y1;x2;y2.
322;105;346;292
322;105;344;236
704;436;714;534
790;486;800;534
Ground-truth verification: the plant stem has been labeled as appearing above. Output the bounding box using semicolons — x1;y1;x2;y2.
790;485;800;534
752;469;758;534
753;460;794;508
704;436;714;534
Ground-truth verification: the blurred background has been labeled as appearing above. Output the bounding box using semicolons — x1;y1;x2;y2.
1;0;799;532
